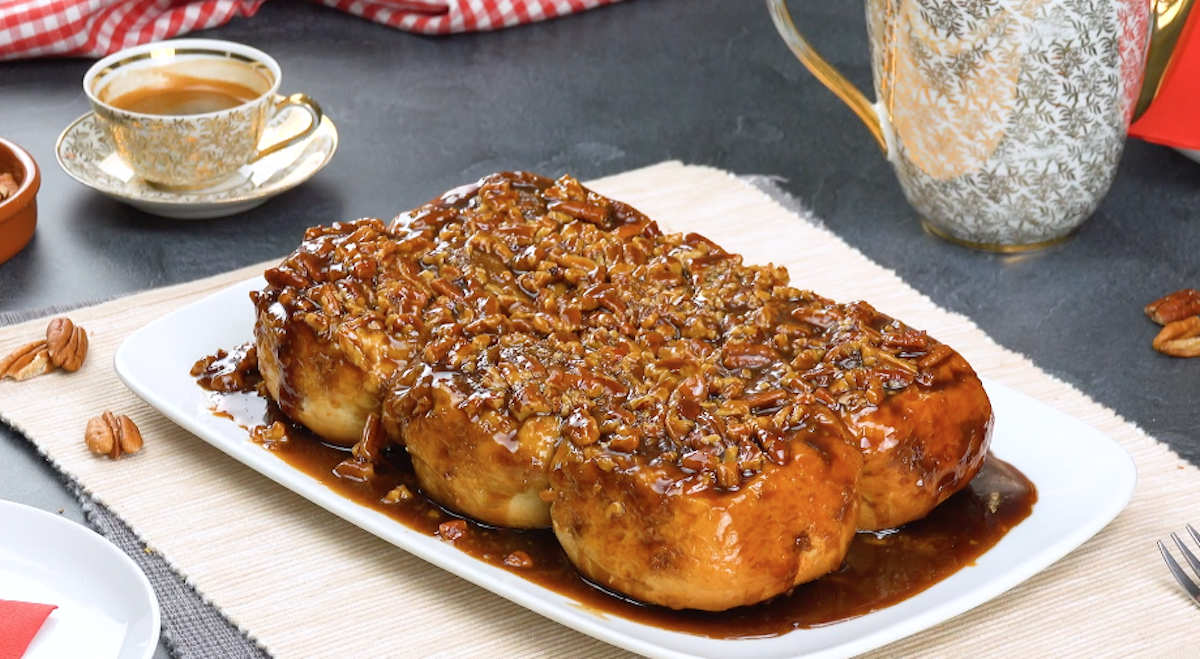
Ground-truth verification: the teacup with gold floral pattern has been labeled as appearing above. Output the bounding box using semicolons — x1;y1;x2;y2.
84;39;322;190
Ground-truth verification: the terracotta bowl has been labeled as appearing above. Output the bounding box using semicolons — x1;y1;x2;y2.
0;137;40;265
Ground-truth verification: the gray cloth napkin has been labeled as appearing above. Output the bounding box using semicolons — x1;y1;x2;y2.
80;488;271;659
0;175;801;659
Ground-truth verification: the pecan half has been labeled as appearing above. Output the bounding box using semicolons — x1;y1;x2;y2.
0;340;53;380
1152;316;1200;358
45;317;89;372
85;411;143;459
1145;289;1200;326
0;173;17;200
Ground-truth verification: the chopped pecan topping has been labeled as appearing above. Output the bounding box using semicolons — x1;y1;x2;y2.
438;519;468;542
503;551;534;568
255;172;958;492
191;343;260;393
334;413;387;482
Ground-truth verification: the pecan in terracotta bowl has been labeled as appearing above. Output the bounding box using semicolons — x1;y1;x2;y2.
0;137;40;266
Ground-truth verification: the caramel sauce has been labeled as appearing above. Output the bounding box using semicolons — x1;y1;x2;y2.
212;173;1033;625
206;387;1036;639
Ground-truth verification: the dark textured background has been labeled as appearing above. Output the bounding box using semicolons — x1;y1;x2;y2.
1;0;1198;654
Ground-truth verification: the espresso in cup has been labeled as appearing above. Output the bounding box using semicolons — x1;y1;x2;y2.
103;70;265;116
84;39;322;189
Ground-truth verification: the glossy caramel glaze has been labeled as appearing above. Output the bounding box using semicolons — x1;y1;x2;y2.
247;171;995;609
551;403;861;610
199;385;1034;636
252;221;411;447
814;302;995;530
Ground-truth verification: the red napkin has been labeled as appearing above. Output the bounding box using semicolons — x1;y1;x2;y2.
0;600;57;659
0;0;624;61
1129;5;1200;150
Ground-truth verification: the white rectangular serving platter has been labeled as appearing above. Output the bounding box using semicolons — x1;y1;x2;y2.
115;277;1138;659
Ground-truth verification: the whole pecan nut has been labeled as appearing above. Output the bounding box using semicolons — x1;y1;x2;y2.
1152;316;1200;358
85;411;143;459
1145;289;1200;326
45;317;89;372
0;340;53;381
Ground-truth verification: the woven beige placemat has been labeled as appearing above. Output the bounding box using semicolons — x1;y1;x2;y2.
0;161;1195;658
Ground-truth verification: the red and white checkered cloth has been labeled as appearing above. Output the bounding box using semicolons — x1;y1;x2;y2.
0;0;623;60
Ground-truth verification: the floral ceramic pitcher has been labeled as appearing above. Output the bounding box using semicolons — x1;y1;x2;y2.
769;0;1195;251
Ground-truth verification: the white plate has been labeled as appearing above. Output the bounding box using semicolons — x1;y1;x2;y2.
0;501;161;659
55;110;338;219
114;277;1138;659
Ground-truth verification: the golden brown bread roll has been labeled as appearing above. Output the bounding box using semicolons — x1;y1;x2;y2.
383;337;567;529
549;381;862;611
848;348;992;531
255;299;380;447
796;300;993;531
251;171;993;609
251;219;427;447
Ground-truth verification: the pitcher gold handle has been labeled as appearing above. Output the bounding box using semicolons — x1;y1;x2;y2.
1137;0;1200;120
766;0;888;156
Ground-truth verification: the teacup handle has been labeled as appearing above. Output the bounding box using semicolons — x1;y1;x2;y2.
766;0;889;157
253;93;325;161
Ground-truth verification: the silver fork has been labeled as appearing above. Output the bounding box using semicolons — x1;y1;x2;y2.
1159;525;1200;603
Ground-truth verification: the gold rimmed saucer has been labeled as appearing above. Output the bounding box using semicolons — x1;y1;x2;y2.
56;110;338;220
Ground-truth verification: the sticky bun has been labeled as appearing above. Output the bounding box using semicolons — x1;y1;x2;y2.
249;172;993;610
